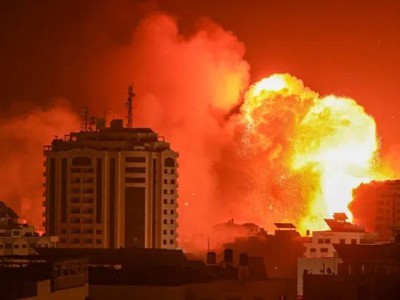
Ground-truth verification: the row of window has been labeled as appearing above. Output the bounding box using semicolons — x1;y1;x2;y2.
163;199;175;205
71;178;93;183
61;229;102;234
125;157;146;163
60;238;102;244
70;218;93;224
164;179;176;184
163;209;175;215
125;177;146;183
163;219;175;225
71;197;93;203
163;229;175;235
309;248;329;253
163;189;175;195
164;168;175;174
162;239;175;245
71;188;93;193
71;168;93;173
317;238;331;244
0;244;28;249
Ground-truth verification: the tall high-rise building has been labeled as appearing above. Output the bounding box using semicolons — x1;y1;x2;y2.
43;119;179;249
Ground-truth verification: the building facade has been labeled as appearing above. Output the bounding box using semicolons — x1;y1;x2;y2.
43;119;179;249
351;180;400;241
297;213;377;297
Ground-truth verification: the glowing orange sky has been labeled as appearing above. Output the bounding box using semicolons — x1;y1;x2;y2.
1;1;400;249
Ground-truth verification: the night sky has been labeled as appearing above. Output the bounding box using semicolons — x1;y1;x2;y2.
1;0;400;235
1;0;400;148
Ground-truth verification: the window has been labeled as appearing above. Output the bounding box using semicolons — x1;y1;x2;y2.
14;244;19;249
170;230;174;235
0;245;3;249
321;248;328;253
170;210;174;214
171;169;175;174
170;239;174;244
61;229;67;234
318;239;323;244
163;219;167;224
163;199;168;204
351;239;357;244
163;239;167;245
96;239;102;244
310;248;316;253
163;230;167;235
125;167;146;173
340;239;346;244
85;239;92;244
125;177;146;183
170;179;175;184
170;219;174;224
125;157;145;163
22;244;27;249
163;189;167;194
164;158;175;167
96;229;102;234
324;239;331;244
164;179;168;184
12;231;20;236
60;238;67;244
170;190;174;195
163;209;168;215
170;199;175;204
72;156;91;166
164;169;168;174
72;238;80;244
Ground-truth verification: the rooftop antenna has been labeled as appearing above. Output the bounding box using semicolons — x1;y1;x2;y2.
81;106;90;132
125;84;135;128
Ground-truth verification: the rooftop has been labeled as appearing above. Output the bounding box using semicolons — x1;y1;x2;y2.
44;119;173;153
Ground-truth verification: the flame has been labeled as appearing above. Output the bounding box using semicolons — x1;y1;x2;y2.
240;73;386;232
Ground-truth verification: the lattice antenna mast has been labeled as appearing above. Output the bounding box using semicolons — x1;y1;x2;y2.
125;84;135;128
81;106;90;132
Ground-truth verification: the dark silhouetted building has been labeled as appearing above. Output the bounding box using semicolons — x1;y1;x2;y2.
0;254;88;299
43;119;179;249
351;180;400;242
303;243;400;300
37;247;295;300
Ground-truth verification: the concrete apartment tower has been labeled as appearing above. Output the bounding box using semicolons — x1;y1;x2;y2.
43;86;179;249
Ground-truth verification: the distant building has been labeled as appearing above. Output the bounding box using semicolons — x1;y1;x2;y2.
37;247;296;300
351;180;400;241
303;243;400;300
43;118;179;250
297;213;377;297
220;221;305;280
0;201;58;255
0;255;88;299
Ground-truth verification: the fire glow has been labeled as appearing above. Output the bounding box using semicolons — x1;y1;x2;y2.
241;73;387;231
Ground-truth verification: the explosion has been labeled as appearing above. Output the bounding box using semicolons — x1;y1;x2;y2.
240;73;385;232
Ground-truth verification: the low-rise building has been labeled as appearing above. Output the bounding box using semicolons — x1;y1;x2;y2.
297;213;377;297
0;201;58;255
303;243;400;300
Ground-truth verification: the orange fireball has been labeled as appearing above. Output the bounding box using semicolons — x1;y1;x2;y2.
240;74;387;232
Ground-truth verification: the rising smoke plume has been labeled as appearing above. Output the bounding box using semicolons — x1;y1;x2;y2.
0;11;396;252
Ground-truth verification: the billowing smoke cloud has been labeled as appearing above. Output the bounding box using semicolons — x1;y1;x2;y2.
0;10;394;253
0;103;79;225
128;13;250;250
